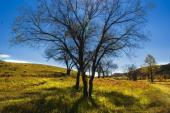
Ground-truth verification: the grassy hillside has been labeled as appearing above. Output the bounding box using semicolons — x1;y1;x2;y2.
0;61;67;77
0;61;170;113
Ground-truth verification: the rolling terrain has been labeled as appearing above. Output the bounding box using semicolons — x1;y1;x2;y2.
0;61;67;77
0;61;170;113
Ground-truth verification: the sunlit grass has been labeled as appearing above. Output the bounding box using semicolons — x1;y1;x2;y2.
0;77;170;113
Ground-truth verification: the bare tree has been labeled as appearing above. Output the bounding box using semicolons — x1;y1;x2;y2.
97;60;118;78
12;0;148;98
12;0;92;96
127;64;137;81
88;0;148;97
104;60;118;77
45;45;74;76
145;54;156;83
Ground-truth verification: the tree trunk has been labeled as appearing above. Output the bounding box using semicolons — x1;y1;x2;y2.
150;71;153;83
89;71;95;98
75;70;80;90
151;75;153;82
82;72;88;97
98;71;100;78
66;68;71;76
150;67;154;83
102;70;105;78
106;72;109;77
147;74;150;81
132;72;137;81
164;74;166;80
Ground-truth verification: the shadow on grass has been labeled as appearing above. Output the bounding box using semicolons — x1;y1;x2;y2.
1;87;74;113
103;91;138;107
70;97;98;113
1;95;71;113
1;86;139;113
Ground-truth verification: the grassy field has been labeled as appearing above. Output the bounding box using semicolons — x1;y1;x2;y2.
0;62;170;113
0;77;170;113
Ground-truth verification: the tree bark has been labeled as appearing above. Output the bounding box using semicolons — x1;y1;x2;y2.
164;74;166;80
132;72;137;81
66;68;71;76
147;74;150;81
102;71;105;78
98;71;100;78
82;72;88;97
89;71;95;98
150;66;154;83
151;75;153;82
75;70;80;90
150;70;153;83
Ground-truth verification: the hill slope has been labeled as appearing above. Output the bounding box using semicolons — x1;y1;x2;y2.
0;61;67;77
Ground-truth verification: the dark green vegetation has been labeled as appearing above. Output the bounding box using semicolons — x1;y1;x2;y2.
113;64;170;81
133;64;170;80
0;62;170;113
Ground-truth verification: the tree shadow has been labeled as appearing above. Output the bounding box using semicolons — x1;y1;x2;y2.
1;95;71;113
1;86;138;113
70;97;98;113
1;87;76;113
1;85;100;113
102;91;138;107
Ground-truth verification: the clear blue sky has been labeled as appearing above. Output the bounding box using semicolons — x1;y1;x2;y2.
0;0;170;72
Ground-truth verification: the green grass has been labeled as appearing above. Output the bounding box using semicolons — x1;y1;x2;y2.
0;77;170;113
0;62;170;113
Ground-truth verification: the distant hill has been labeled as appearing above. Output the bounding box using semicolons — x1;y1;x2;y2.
112;63;170;79
159;63;170;75
0;61;68;77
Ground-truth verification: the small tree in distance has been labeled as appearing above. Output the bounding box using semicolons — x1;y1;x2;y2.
102;60;118;77
45;45;74;76
145;54;156;83
96;60;118;78
127;64;137;81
